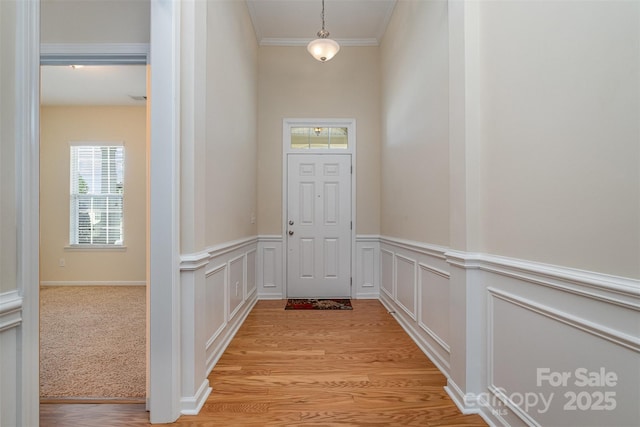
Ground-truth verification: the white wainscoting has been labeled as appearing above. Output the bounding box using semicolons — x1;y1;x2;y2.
184;234;639;426
444;251;640;427
376;236;639;427
380;248;394;298
179;237;258;415
0;291;22;427
257;235;380;299
257;235;284;299
378;237;452;375
205;263;226;360
355;235;380;298
247;249;257;296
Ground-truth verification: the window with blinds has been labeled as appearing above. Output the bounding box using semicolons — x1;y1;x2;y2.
69;144;124;246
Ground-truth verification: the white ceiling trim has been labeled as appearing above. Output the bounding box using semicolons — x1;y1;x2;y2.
260;37;379;47
245;0;396;48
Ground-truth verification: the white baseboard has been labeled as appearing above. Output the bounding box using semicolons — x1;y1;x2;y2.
444;378;477;415
40;281;146;286
180;379;211;415
257;293;285;300
354;292;379;299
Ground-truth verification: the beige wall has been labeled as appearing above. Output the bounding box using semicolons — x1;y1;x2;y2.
380;0;450;245
380;0;639;279
478;0;640;278
41;0;150;44
40;106;147;282
203;0;258;246
0;0;17;294
257;46;381;235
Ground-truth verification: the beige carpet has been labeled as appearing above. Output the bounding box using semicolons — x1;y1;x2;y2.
40;286;146;399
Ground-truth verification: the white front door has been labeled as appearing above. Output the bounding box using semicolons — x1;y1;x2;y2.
287;154;352;298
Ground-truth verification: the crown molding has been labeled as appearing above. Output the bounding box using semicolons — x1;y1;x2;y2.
259;37;379;47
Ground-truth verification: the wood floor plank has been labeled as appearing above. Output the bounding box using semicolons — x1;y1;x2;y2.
40;403;151;427
41;299;486;426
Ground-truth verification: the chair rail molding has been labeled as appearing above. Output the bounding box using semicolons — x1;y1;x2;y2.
0;291;23;332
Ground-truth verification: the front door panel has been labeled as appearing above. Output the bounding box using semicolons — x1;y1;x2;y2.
287;154;351;298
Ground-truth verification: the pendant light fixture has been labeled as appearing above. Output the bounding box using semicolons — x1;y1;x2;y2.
307;0;340;62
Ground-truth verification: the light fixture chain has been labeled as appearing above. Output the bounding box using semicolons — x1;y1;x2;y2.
307;0;339;62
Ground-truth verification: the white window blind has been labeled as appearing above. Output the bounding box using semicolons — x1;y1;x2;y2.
70;145;124;246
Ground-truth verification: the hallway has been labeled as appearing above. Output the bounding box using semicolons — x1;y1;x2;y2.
41;299;486;426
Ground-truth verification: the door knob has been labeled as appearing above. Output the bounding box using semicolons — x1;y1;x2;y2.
288;230;294;236
289;220;294;225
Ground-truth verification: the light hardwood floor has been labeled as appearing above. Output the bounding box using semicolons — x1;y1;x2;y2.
41;299;487;426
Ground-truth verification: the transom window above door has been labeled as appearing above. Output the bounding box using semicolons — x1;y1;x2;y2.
291;126;348;150
284;119;355;155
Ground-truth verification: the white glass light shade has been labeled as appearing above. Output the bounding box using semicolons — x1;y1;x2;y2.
307;38;340;62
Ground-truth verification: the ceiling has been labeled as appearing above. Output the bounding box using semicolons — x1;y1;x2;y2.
247;0;397;45
40;0;397;106
41;65;147;106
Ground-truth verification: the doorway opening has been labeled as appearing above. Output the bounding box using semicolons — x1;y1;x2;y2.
282;119;357;299
39;57;149;403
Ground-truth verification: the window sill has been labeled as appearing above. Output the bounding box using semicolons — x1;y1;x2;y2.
64;245;127;252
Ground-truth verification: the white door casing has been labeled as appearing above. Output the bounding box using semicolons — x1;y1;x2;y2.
282;118;356;299
287;154;351;298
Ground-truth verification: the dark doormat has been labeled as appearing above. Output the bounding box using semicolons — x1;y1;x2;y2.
285;299;353;310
